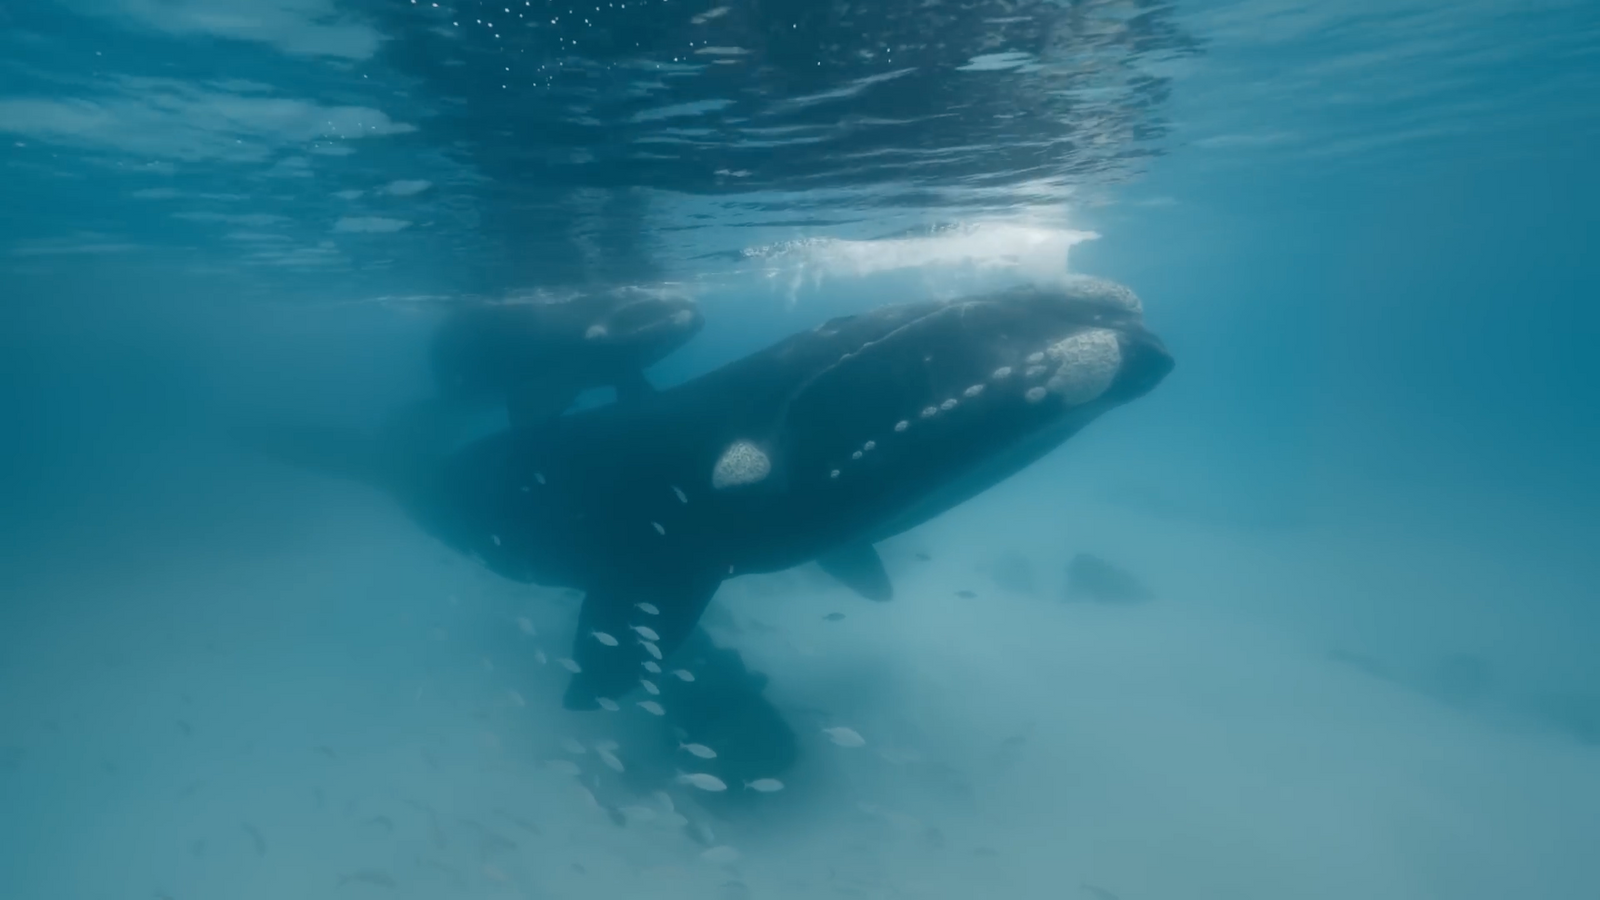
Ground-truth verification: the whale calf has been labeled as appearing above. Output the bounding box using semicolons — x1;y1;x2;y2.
425;286;704;425
246;278;1172;710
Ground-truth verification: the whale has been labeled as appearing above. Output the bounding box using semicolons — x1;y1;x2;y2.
244;278;1173;710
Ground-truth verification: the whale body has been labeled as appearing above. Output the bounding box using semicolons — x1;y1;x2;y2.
247;279;1173;710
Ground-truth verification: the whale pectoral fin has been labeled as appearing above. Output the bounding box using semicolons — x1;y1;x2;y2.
506;376;580;427
612;368;657;405
562;573;722;711
816;543;894;602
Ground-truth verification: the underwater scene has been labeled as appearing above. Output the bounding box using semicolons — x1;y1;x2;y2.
2;1;1598;898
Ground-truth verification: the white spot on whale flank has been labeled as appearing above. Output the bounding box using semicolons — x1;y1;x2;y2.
585;324;608;340
863;440;876;451
652;521;666;535
851;451;862;460
1026;351;1045;365
992;366;1013;380
829;469;840;479
894;420;909;432
964;384;985;398
535;472;546;485
712;440;771;490
672;485;688;503
940;398;958;411
1025;386;1048;403
1045;328;1122;405
920;406;938;419
1025;365;1047;379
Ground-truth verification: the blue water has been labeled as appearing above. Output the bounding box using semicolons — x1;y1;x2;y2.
2;1;1598;898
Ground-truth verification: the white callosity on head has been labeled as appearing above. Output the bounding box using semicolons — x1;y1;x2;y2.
711;440;771;490
1044;328;1122;405
1066;276;1143;316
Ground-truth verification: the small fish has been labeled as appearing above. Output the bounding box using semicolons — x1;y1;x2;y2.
638;700;665;715
362;815;394;833
506;690;525;708
640;641;662;660
651;521;666;535
744;778;784;793
671;668;695;682
595;738;619;752
680;741;716;759
915;552;932;561
653;790;676;812
678;772;728;792
534;472;546;484
544;759;580;776
824;612;845;622
591;631;618;647
1081;884;1122;900
176;720;193;736
672;485;688;503
640;679;660;695
596;747;625;772
823;726;866;748
242;823;267;854
337;869;397;889
596;697;620;712
559;658;582;673
634;602;659;615
560;737;586;754
642;660;661;674
515;617;536;636
483;864;509;884
631;624;660;642
701;845;740;864
494;809;541;834
490;534;501;546
956;589;976;599
480;830;517;854
315;745;338;760
533;648;548;665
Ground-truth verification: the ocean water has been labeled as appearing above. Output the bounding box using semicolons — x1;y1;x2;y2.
2;1;1598;898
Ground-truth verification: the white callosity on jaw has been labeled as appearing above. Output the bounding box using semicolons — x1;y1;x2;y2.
1044;328;1122;405
711;440;771;490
